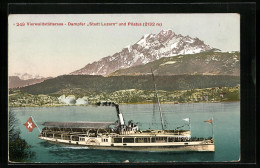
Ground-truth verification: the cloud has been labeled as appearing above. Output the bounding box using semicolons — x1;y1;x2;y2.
58;95;89;105
58;95;76;105
76;98;88;105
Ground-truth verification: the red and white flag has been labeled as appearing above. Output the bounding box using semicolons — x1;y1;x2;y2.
24;117;36;132
204;118;213;124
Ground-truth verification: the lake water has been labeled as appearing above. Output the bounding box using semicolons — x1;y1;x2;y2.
10;102;240;163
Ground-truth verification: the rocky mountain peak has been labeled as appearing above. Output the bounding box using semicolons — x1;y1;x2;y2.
70;29;218;76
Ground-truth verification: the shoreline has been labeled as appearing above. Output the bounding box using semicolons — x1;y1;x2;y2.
8;100;240;108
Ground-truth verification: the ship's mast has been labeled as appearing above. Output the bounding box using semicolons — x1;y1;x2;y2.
151;69;165;130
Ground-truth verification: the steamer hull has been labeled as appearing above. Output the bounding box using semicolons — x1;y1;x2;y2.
87;144;215;152
38;132;215;152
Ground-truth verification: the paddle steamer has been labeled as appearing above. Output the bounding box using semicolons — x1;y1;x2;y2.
38;72;215;152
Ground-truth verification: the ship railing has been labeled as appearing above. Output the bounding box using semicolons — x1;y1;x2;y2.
190;137;213;141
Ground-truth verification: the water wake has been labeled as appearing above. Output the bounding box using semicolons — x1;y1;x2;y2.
60;146;89;149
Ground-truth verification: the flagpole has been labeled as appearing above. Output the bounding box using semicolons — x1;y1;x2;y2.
212;117;214;140
31;116;42;133
189;118;191;133
189;118;191;141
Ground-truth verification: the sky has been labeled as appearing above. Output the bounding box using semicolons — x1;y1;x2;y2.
8;14;240;77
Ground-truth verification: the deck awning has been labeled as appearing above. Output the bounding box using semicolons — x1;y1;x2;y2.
42;121;115;129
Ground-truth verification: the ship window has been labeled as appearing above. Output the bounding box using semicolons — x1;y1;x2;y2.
102;139;108;142
114;138;122;143
144;138;150;143
72;136;79;141
155;137;167;143
168;137;174;142
123;138;134;143
136;138;150;143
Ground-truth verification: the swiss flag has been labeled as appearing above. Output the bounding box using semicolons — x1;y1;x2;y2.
24;117;36;132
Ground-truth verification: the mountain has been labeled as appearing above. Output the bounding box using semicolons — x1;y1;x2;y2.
70;29;218;76
9;76;52;88
12;73;45;80
20;75;240;95
110;51;240;76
